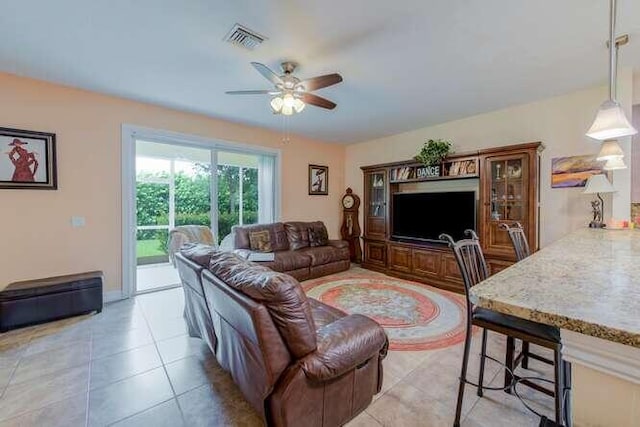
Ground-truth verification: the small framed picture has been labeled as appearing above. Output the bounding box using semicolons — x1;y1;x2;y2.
0;127;57;190
308;164;328;195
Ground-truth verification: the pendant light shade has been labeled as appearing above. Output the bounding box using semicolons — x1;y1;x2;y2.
586;0;637;141
603;156;627;170
586;100;637;140
596;139;625;161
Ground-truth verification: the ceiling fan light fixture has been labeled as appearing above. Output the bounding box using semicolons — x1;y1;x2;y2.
228;61;342;116
281;103;294;116
283;93;296;108
270;96;284;112
293;98;305;113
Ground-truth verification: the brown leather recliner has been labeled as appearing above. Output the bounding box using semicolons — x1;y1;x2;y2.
174;244;218;353
197;250;388;427
232;221;351;281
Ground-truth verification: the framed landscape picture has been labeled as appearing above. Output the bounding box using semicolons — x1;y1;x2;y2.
308;164;328;195
0;127;57;190
551;154;607;188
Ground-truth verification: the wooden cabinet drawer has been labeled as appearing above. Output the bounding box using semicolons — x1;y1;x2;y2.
412;249;441;278
364;241;386;267
389;245;412;273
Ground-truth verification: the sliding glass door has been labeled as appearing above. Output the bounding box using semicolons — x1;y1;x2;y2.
131;138;277;294
217;151;262;243
135;142;212;292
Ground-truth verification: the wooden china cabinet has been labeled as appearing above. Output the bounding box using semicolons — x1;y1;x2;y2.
361;142;542;293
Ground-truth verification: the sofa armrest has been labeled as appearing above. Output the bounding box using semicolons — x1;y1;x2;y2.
327;239;349;249
300;314;388;382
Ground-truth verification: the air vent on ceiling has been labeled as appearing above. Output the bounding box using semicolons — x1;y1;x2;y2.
224;24;266;51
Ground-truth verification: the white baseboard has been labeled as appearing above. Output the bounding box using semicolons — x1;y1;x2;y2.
103;290;127;303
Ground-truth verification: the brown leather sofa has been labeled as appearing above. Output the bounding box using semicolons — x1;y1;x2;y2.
174;244;217;353
232;221;350;281
175;246;388;427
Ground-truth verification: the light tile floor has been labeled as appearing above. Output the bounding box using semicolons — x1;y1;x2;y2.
136;263;180;293
0;280;555;426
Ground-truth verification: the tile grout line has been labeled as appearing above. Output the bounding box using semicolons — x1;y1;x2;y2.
2;332;34;395
0;327;92;424
85;328;95;427
138;292;190;427
103;397;176;427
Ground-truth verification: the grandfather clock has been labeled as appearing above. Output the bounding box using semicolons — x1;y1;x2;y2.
340;188;362;263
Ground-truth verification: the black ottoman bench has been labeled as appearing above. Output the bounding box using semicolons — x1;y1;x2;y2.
0;271;103;332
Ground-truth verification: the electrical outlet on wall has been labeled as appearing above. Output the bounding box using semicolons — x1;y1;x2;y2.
71;216;86;227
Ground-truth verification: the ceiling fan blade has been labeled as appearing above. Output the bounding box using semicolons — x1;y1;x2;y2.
300;73;343;91
300;93;337;110
225;90;281;95
251;62;283;86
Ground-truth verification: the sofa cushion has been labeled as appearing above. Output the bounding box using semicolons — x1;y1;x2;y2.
284;222;312;250
233;223;290;252
299;245;350;266
327;240;349;250
267;251;312;271
234;249;312;273
308;223;329;247
249;230;272;252
208;251;317;358
180;243;217;267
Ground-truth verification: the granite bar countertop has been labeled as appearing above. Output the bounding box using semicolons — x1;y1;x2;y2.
470;228;640;348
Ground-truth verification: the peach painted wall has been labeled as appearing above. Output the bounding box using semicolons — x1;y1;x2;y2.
346;70;634;248
0;72;345;293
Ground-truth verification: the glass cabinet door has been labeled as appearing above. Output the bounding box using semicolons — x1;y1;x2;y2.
369;172;386;217
489;157;527;223
484;153;530;259
365;170;387;240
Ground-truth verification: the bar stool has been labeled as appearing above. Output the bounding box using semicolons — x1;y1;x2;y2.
500;222;530;261
500;222;538;378
500;222;571;426
440;230;565;426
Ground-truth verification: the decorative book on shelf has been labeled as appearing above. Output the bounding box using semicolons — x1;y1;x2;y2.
389;159;478;183
444;159;478;177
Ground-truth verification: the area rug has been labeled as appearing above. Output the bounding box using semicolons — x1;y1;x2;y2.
303;270;468;351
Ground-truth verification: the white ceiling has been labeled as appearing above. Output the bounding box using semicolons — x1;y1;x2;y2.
1;0;639;144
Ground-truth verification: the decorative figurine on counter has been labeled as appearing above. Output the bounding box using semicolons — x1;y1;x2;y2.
590;200;603;228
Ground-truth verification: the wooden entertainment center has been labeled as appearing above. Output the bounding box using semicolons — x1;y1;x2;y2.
361;142;542;293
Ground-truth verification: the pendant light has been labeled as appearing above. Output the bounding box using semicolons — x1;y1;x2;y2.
603;157;627;170
596;139;625;161
585;0;637;140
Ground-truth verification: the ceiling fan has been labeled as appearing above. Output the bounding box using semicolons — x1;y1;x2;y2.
226;62;343;115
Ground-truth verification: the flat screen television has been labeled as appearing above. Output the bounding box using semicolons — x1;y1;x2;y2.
391;191;476;242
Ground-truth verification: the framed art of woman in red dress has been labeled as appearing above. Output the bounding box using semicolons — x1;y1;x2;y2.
0;128;56;190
